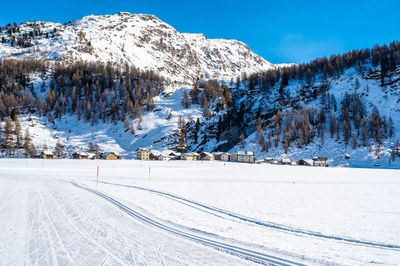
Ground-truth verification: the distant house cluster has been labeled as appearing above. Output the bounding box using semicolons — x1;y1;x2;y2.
136;148;256;163
263;156;329;167
40;150;122;160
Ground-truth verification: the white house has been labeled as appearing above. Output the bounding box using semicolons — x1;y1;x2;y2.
220;152;230;161
158;154;170;161
236;151;255;163
181;153;195;160
200;152;215;161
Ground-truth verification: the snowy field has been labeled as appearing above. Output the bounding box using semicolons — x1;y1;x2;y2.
0;159;399;265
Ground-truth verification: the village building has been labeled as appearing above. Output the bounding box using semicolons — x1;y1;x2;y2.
191;152;200;160
395;146;400;156
42;150;56;159
101;152;122;160
87;153;97;159
313;157;329;167
72;152;89;159
149;151;161;160
280;158;292;165
181;153;195;160
168;152;181;160
230;153;238;162
136;148;150;160
158;154;170;161
297;159;312;166
220;152;230;161
236;151;255;163
264;157;275;164
213;152;224;160
200;152;215;161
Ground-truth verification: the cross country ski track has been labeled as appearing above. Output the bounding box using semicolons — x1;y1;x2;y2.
101;181;400;251
71;181;305;266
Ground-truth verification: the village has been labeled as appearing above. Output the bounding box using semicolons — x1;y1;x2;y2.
37;147;332;167
136;148;331;167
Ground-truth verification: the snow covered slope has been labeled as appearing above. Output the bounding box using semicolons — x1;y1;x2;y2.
0;12;279;82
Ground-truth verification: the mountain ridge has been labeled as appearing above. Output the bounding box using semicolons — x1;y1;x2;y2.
0;12;284;83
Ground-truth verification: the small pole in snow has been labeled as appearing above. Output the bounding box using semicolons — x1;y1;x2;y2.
96;166;99;187
149;166;151;180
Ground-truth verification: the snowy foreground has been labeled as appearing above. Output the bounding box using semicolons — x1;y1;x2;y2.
0;159;399;265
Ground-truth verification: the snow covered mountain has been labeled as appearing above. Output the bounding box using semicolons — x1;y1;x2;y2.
0;12;279;82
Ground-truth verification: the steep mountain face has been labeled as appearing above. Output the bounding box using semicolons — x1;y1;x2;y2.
0;12;278;82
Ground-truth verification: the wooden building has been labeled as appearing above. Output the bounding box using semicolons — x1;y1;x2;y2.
200;152;215;161
220;152;230;161
72;152;89;159
313;157;329;167
101;152;122;160
42;150;56;159
297;159;312;166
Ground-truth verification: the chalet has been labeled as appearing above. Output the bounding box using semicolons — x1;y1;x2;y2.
191;152;200;160
136;148;150;160
149;151;161;160
101;152;122;160
158;154;170;161
313;157;329;167
230;153;238;162
297;159;312;166
280;158;292;165
236;151;255;163
168;152;181;160
72;152;89;159
181;153;195;160
87;153;97;159
220;152;230;161
213;152;224;160
264;157;275;164
200;152;215;161
42;150;56;159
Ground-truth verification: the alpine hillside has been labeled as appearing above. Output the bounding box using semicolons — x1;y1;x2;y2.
0;13;399;168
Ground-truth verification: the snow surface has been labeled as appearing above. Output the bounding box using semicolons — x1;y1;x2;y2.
1;159;399;265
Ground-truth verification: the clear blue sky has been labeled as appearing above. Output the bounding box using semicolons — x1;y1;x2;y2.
1;0;399;64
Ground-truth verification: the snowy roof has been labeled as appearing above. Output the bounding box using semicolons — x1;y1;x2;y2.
237;151;254;156
42;150;54;155
201;152;214;157
281;158;291;163
137;148;149;152
150;150;162;156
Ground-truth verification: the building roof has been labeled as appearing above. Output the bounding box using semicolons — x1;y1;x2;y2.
281;158;291;163
237;151;254;156
201;152;214;157
136;148;149;152
42;150;54;155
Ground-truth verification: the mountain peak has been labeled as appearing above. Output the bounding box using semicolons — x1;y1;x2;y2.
0;12;279;82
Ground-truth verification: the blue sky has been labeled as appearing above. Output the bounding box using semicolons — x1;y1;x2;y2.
1;0;399;64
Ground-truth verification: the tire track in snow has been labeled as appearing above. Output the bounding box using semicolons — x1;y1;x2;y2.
71;182;304;266
102;181;400;251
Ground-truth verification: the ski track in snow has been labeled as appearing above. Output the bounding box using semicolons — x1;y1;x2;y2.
101;181;400;251
71;181;305;266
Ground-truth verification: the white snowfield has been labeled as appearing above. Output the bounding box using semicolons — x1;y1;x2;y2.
1;159;399;265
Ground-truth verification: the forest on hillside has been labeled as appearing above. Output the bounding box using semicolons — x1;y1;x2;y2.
0;41;400;158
